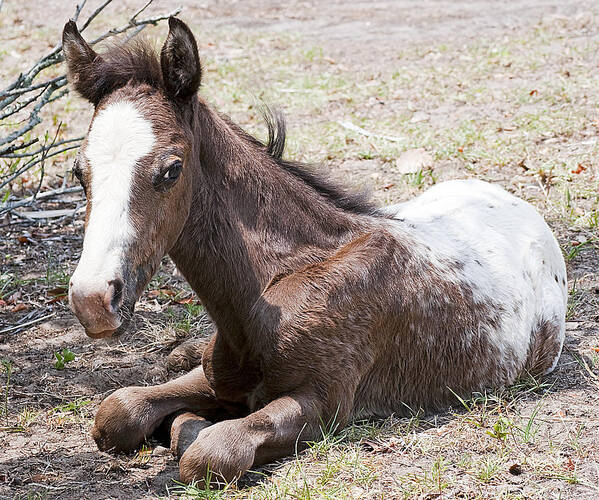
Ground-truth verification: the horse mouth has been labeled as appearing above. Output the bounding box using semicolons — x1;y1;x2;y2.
81;305;133;340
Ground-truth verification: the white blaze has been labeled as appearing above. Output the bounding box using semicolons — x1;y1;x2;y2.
72;100;155;286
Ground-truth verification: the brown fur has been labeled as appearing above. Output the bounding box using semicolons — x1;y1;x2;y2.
63;17;564;486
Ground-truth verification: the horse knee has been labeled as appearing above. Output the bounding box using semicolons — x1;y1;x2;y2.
92;387;156;453
178;421;255;485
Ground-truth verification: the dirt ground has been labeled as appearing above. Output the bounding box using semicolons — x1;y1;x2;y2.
1;0;599;498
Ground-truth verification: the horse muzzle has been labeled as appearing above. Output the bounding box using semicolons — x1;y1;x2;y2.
69;277;124;339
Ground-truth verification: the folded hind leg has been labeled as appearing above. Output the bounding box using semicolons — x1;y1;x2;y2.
526;315;565;376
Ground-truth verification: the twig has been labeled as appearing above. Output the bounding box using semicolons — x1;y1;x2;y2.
72;0;87;22
0;186;83;214
1;136;82;159
0;0;178;213
0;138;39;156
80;0;113;32
131;0;154;22
564;345;599;389
0;313;56;334
0;142;81;193
0;76;66;101
337;120;405;143
88;6;182;46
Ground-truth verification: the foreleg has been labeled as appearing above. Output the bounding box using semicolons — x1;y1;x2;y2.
178;392;349;485
92;366;220;452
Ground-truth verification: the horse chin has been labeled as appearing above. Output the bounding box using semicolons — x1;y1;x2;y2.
85;328;118;339
83;304;134;340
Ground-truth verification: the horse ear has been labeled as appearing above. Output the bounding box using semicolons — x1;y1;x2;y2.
160;17;202;101
62;20;105;106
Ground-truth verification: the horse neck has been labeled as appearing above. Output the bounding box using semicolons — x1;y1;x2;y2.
169;99;367;341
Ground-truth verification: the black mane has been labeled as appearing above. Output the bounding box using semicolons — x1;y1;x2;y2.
262;108;378;216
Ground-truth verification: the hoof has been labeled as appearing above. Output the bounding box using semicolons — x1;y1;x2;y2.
170;412;213;458
166;339;209;372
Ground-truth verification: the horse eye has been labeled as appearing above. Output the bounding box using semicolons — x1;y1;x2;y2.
166;160;182;181
155;160;183;190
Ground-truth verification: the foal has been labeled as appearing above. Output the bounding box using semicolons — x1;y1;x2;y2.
63;17;567;485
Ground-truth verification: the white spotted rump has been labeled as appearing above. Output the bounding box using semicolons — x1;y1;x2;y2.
383;179;567;375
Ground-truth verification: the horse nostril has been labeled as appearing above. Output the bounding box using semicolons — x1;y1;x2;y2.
106;278;124;313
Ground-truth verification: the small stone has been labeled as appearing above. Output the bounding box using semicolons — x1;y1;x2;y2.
152;446;171;457
410;111;429;123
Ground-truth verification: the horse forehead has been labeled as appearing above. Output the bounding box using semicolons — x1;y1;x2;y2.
85;99;155;171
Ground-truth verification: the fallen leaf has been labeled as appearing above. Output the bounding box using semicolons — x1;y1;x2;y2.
175;297;195;305
11;303;28;313
554;409;567;418
47;286;68;297
509;463;523;475
592;346;599;353
382;183;395;190
396;148;433;174
458;147;464;153
47;295;67;304
571;164;586;174
17;234;35;245
0;299;6;307
529;89;538;96
566;456;575;471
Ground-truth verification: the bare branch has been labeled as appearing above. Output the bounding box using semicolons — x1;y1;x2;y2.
80;0;113;32
0;142;82;193
88;6;182;45
131;0;154;22
0;186;83;215
72;1;88;22
0;0;179;210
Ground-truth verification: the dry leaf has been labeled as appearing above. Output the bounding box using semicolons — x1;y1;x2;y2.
11;303;28;313
175;297;195;305
396;148;433;174
47;287;68;297
509;463;523;475
17;234;35;245
571;164;586;174
47;296;67;304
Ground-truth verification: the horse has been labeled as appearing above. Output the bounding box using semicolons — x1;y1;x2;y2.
62;17;567;485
